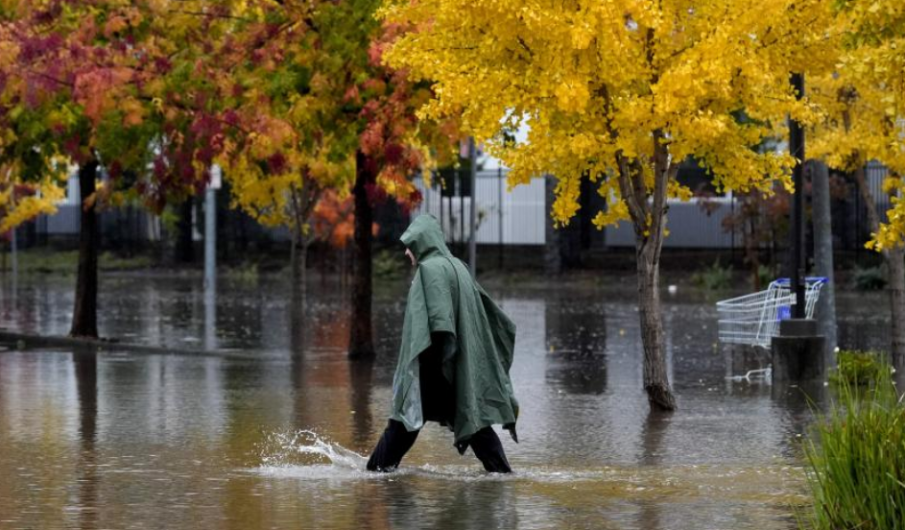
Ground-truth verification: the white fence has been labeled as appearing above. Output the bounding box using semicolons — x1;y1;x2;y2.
32;163;894;251
415;170;547;246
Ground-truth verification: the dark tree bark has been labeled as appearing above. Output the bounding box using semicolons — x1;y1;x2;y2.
854;165;905;367
349;150;375;359
888;246;905;369
616;132;677;412
544;175;562;275
811;160;838;358
175;197;194;263
288;179;322;296
70;161;100;338
636;240;675;411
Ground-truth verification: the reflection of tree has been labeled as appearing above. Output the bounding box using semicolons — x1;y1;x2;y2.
291;288;311;427
385;479;519;530
636;410;670;530
352;480;393;530
222;358;273;530
771;380;826;459
0;356;7;506
290;288;367;451
290;289;309;358
544;299;607;395
444;481;519;530
172;283;200;339
348;359;374;450
73;348;98;530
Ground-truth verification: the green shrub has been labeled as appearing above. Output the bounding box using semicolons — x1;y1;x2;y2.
227;261;259;282
802;363;905;530
829;350;884;388
853;265;887;291
373;249;407;280
757;264;775;290
691;260;733;291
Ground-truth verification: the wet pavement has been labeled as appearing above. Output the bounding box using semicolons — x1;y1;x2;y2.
0;273;890;530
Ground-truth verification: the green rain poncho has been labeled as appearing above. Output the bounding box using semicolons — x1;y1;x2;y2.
390;214;519;447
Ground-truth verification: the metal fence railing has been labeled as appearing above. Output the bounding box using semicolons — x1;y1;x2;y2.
22;162;901;252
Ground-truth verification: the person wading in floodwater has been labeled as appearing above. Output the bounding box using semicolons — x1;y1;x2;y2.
366;214;519;473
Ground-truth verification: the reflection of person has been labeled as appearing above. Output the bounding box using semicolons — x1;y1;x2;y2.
367;214;519;473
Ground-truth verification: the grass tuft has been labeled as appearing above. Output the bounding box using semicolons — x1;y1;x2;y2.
802;361;905;529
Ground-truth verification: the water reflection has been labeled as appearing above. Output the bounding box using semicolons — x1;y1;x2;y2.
0;277;894;530
73;350;98;530
544;297;607;395
771;379;827;460
204;284;217;351
636;410;669;530
348;360;374;449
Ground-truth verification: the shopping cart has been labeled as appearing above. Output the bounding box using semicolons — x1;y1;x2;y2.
716;277;827;349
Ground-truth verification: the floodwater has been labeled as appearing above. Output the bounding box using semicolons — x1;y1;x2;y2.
0;273;890;530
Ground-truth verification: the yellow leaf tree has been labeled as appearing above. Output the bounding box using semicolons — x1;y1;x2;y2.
381;0;833;409
0;163;65;234
810;0;905;367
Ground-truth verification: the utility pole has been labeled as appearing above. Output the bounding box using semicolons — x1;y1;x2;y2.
789;73;806;318
203;165;220;351
204;165;220;290
772;72;826;385
468;137;477;278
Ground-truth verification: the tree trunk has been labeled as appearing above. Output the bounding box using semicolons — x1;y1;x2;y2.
349;150;375;359
298;233;310;297
811;160;838;358
887;246;905;369
544;175;562;275
176;197;194;263
70;161;100;338
289;224;297;283
636;237;676;411
854;165;904;365
615;132;677;412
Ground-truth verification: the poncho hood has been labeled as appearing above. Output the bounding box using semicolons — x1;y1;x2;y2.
400;214;450;261
391;214;519;446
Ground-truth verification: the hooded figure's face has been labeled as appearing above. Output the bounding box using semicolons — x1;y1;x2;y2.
400;214;450;262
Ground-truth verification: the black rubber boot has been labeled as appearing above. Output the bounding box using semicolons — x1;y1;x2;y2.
468;427;512;473
366;420;420;472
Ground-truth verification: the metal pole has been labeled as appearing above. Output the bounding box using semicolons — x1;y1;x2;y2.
468;137;477;277
498;166;503;269
204;166;219;290
439;173;444;240
730;193;736;266
459;168;464;254
789;73;806;318
772;72;826;384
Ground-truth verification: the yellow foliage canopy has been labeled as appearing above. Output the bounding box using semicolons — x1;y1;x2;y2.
810;0;905;251
381;0;833;238
0;163;65;233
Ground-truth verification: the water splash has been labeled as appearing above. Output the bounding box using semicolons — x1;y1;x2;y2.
260;430;368;471
254;430;615;483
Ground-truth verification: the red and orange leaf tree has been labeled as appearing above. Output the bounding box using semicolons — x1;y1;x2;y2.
0;1;231;337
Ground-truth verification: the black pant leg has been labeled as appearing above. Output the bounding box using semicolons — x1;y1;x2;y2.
468;427;512;473
366;419;420;472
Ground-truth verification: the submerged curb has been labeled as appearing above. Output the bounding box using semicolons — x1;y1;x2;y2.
0;330;260;359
